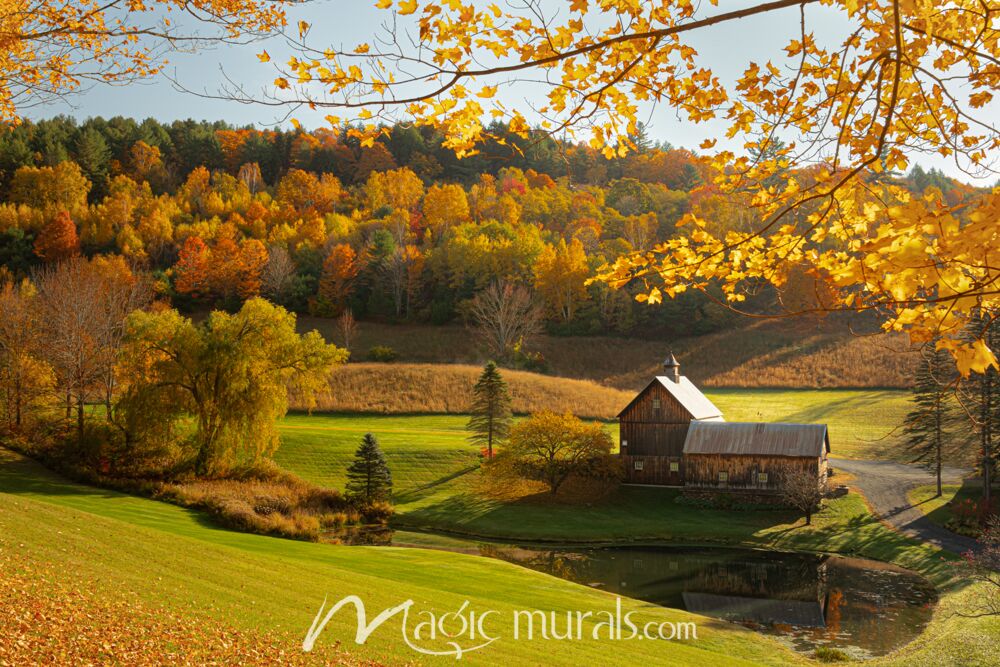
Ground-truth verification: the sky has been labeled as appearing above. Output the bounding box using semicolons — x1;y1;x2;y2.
24;1;997;184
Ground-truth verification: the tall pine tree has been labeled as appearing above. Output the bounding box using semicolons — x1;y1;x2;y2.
345;433;392;502
903;342;963;496
467;361;512;458
963;310;1000;507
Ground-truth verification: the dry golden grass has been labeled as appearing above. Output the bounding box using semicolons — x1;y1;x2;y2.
302;362;633;419
159;473;378;541
299;316;916;390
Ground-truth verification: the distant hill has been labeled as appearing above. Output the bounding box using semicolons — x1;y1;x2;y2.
298;363;633;419
299;317;917;391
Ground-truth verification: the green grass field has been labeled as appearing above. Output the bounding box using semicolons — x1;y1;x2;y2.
276;413;481;493
707;388;912;461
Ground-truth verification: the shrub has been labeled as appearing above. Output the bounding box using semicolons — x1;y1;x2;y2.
814;646;850;662
366;345;398;362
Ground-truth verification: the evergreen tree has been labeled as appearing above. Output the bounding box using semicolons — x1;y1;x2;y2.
74;127;111;197
963;310;1000;506
903;342;963;496
467;361;512;458
345;433;393;502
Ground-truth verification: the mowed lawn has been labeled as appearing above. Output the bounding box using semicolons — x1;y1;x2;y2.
706;388;912;460
276;413;481;492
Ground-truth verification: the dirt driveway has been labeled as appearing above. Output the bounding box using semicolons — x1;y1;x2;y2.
832;458;980;555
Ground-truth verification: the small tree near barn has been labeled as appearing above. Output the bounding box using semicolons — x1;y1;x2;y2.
467;361;512;458
346;433;393;502
780;468;824;525
497;411;618;495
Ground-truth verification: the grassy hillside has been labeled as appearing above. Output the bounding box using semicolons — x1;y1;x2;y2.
0;448;807;667
301;317;917;390
301;363;634;418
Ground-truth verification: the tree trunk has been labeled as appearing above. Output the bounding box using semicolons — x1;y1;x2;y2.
76;397;85;445
935;401;942;498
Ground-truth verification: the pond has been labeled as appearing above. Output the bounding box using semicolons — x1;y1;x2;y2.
326;528;937;659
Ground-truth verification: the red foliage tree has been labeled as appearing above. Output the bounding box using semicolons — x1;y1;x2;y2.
173;236;211;298
33;210;80;262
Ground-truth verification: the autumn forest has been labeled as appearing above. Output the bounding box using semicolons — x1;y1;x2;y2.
0;116;985;340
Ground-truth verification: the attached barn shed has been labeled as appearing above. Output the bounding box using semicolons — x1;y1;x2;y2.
682;422;830;494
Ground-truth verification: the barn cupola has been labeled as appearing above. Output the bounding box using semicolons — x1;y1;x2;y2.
663;352;681;383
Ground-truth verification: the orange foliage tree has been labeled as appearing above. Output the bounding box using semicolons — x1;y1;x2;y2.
173;236;212;298
33;211;80;262
316;243;363;316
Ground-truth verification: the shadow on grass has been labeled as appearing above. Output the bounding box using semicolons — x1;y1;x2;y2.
922;478;984;528
393;464;480;504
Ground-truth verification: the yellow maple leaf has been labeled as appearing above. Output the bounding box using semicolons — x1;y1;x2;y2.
256;50;270;63
398;0;418;14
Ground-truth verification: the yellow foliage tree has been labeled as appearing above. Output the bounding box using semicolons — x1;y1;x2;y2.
422;183;470;237
534;238;590;323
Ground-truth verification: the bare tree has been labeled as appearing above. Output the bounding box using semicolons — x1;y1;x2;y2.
779;467;824;525
337;308;358;351
33;258;150;443
262;245;296;304
469;281;542;362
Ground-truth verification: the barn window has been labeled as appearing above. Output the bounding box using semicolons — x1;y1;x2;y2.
669;461;679;472
621;440;628;448
718;471;728;483
652;398;661;410
758;472;769;483
634;460;644;471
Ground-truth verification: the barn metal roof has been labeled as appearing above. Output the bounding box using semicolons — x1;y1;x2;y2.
682;421;830;458
616;376;724;420
682;592;826;628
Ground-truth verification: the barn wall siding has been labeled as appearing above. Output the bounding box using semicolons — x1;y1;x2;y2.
684;454;821;492
621;455;684;486
621;422;690;457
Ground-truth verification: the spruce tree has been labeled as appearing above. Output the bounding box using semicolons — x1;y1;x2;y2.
903;342;963;496
467;361;512;458
345;433;393;502
963;310;1000;506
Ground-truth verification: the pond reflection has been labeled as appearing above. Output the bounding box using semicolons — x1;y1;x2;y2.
476;545;937;658
327;529;936;658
